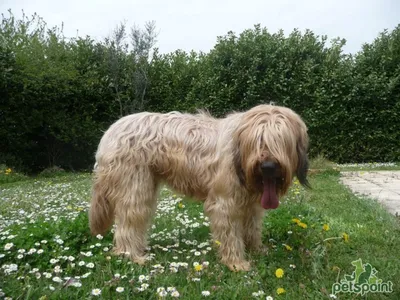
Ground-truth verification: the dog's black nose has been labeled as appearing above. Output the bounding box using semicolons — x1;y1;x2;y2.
261;161;276;177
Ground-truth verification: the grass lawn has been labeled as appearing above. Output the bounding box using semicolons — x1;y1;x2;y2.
0;168;399;299
335;162;400;172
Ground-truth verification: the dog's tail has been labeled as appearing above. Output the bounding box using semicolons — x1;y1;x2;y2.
89;166;115;236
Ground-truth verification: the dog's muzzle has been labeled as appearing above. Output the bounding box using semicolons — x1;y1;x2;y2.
260;161;277;177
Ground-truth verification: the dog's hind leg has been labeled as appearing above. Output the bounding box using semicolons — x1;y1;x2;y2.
205;197;250;272
112;165;158;265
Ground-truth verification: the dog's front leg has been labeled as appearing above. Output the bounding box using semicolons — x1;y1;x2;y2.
205;197;250;272
243;201;266;253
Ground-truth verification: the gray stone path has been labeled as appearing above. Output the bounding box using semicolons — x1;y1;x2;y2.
340;171;400;216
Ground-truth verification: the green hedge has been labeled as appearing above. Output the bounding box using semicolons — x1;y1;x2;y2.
1;11;399;172
151;25;400;163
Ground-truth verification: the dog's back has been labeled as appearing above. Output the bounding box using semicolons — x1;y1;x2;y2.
95;111;221;200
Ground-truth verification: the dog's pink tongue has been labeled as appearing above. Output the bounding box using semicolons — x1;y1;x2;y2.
261;179;279;209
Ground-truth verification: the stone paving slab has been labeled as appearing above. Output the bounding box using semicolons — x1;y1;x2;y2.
340;171;400;216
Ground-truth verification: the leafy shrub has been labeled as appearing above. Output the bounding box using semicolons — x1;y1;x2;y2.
37;166;67;178
0;165;28;184
1;11;399;173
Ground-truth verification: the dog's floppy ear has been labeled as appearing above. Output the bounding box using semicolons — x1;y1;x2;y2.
296;141;311;189
233;148;246;187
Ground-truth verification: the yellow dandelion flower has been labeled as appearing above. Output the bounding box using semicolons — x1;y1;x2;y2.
298;222;307;229
66;205;73;210
5;168;12;173
194;264;203;272
292;218;301;224
276;287;286;295
215;240;221;246
323;224;330;231
275;268;284;278
294;190;300;195
178;202;184;209
332;266;340;272
342;233;349;242
283;244;293;251
293;179;300;185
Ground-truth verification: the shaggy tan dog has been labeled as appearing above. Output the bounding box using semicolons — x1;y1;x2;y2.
89;104;310;271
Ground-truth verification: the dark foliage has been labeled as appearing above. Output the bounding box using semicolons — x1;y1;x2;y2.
1;11;399;172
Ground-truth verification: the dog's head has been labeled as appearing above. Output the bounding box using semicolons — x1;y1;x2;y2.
233;104;310;210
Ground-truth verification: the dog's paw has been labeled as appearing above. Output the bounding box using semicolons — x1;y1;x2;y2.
112;248;149;265
112;248;131;257
132;255;149;265
227;260;251;272
252;244;269;255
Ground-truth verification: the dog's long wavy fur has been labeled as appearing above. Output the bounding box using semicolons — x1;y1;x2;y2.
89;104;309;271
